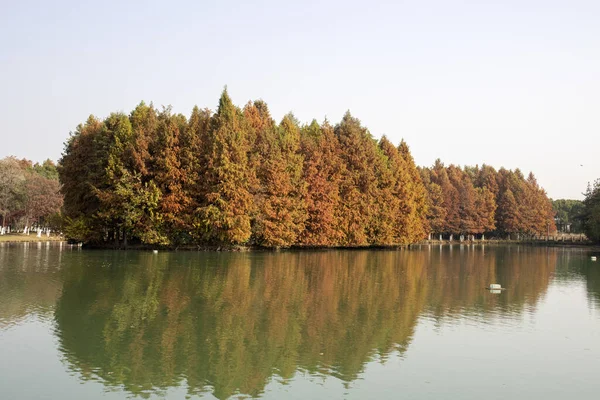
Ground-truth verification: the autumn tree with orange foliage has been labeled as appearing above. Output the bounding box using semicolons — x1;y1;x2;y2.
299;120;344;246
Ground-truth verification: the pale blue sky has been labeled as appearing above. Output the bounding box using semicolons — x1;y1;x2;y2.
1;0;598;199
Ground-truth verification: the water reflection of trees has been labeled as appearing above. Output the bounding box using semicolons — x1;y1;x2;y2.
55;251;429;398
54;247;558;399
0;242;64;327
422;245;557;320
553;249;600;308
584;265;600;307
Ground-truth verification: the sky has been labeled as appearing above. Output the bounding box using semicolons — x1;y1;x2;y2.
1;0;598;199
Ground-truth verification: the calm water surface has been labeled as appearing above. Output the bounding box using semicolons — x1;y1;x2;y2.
1;243;599;399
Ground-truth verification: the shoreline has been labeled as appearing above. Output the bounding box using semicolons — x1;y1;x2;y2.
1;239;596;252
416;240;600;251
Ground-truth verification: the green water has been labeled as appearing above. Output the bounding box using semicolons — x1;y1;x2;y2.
1;243;599;399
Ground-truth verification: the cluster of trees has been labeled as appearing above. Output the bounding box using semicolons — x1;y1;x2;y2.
0;157;63;232
552;199;584;233
549;185;600;242
58;90;428;247
420;162;556;238
581;180;600;243
58;90;558;247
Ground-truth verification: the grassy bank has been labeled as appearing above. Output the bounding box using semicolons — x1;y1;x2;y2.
0;234;65;243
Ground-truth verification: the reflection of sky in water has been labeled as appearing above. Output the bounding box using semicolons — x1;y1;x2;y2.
0;244;599;399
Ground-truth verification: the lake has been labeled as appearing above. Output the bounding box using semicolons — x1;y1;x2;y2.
1;243;599;399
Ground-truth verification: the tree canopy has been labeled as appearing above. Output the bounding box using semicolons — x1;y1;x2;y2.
0;157;62;229
420;163;556;237
581;180;600;243
55;91;558;247
58;91;430;247
553;199;584;233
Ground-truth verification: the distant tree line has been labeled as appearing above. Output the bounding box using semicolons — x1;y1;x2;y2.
552;199;584;233
0;157;63;231
420;162;556;239
56;90;557;247
581;180;600;243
